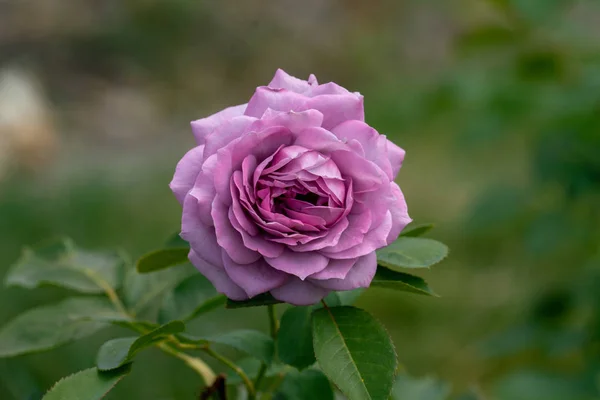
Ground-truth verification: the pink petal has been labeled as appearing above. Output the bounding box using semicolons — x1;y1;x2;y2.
386;183;412;244
265;249;328;280
244;87;308;118
170;145;205;205
191;104;246;145
311;252;377;291
211;196;261;264
189;250;247;301
268;69;313;94
256;109;324;133
181;195;222;268
305;94;364;130
229;206;285;258
204;116;257;159
309;258;357;280
330;150;385;192
222;252;289;298
270;278;329;306
387;139;406;179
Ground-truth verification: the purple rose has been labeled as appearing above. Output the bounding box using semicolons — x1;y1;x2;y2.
170;70;411;305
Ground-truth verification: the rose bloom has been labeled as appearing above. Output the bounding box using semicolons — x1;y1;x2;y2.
170;70;411;305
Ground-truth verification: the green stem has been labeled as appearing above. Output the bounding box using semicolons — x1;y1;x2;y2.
267;304;278;340
159;344;216;385
253;362;268;391
203;347;256;399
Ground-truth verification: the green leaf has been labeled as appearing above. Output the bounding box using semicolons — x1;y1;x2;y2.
390;374;451;400
5;238;126;294
371;266;438;297
377;237;448;269
225;292;283;309
136;247;190;273
274;369;334;400
322;289;365;307
96;321;185;370
400;223;435;238
123;262;196;313
312;306;397;400
277;307;315;370
0;297;118;358
181;330;274;364
42;365;130;400
159;274;225;324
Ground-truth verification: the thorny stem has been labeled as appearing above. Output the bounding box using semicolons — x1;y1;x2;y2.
203;346;257;399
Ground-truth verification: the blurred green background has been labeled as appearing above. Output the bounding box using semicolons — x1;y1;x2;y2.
0;0;599;399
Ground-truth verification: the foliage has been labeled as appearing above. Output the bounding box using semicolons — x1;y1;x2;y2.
0;225;447;399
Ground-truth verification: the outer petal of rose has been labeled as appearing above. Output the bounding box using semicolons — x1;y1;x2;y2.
189;250;247;301
387;140;406;179
222;252;289;298
265;249;328;280
309;82;351;96
212;196;261;264
203;116;257;159
386;182;412;244
305;94;364;130
256;109;324;134
191;104;246;145
270;278;329;306
331;120;394;180
181;194;223;267
170;145;205;205
308;257;356;280
244;87;309;118
323;211;393;259
321;210;371;253
268;69;313;94
311;252;377;291
330;150;385;192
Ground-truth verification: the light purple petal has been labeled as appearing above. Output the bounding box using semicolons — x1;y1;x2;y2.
387;140;406;178
270;278;329;306
181;194;222;267
189;250;247;301
321;210;371;253
229;205;285;258
265;249;328;280
330;150;385;192
386;182;412;244
309;257;357;280
311;252;377;291
204;116;257;159
211;196;261;264
268;69;313;94
331;120;394;180
189;153;218;226
222;252;289;298
170;145;205;205
191;104;246;145
323;211;393;259
305;94;364;130
255;109;324;134
292;216;349;252
244;87;308;118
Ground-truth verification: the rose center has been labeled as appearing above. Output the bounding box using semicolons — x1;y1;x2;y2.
294;191;320;205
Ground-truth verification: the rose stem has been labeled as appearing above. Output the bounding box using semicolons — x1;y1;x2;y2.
203;347;257;399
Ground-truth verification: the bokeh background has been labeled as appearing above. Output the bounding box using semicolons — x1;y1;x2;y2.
1;0;599;399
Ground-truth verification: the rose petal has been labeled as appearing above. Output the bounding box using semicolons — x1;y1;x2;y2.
222;252;288;298
270;278;329;306
189;250;247;301
181;195;222;267
269;69;314;94
305;94;364;130
311;252;377;291
212;195;261;264
265;249;328;280
387;139;406;178
170;145;205;205
245;87;308;118
204;115;257;159
323;211;393;259
191;104;246;145
229;206;285;258
256;109;324;133
386;182;412;244
309;257;357;280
